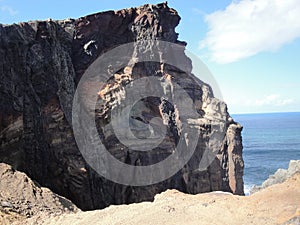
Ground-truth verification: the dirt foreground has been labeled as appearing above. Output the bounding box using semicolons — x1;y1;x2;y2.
22;173;300;225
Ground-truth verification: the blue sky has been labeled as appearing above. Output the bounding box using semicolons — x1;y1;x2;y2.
1;0;299;114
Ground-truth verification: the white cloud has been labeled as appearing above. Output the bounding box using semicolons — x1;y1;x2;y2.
1;5;18;16
192;8;206;16
224;94;296;113
254;94;294;106
200;0;300;64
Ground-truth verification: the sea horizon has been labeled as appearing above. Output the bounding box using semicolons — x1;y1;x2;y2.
232;111;300;116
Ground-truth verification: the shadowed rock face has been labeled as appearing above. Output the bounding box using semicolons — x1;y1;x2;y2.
0;3;244;210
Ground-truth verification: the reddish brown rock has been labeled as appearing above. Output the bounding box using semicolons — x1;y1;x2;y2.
0;3;244;210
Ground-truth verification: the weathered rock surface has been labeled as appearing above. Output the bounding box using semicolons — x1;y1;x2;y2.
250;160;300;194
0;163;78;225
22;172;300;225
0;2;244;210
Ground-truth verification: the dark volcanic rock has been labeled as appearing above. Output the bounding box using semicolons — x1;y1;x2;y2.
0;3;244;210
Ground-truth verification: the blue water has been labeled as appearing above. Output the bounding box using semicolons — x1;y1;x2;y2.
232;112;300;194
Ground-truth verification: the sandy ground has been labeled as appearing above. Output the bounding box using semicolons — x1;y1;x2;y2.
23;173;300;225
0;163;77;225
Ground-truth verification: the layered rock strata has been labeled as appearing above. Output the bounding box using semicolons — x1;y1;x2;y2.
0;3;244;210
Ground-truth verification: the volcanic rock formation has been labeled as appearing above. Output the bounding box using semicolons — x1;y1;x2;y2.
0;3;244;210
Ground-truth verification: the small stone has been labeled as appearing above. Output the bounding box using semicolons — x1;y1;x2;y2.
202;203;208;207
1;201;14;208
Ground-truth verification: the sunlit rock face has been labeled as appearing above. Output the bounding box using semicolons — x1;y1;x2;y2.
0;2;244;210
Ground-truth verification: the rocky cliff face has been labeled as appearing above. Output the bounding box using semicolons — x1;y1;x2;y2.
0;3;244;210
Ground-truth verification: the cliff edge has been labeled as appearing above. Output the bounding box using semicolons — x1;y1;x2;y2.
32;173;300;225
4;162;299;225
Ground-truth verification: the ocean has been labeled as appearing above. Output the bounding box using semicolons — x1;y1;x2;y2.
232;112;300;195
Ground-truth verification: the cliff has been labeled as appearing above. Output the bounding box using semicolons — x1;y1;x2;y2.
0;2;244;210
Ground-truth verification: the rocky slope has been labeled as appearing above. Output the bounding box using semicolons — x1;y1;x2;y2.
0;163;78;225
21;170;300;225
251;160;300;194
0;2;244;210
